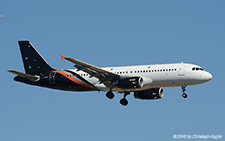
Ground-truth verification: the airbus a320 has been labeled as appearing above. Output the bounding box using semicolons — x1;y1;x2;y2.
8;41;213;106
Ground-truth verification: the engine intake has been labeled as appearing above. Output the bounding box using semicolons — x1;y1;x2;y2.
134;88;164;100
117;77;143;88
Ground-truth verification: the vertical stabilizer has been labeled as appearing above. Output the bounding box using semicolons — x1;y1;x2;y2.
18;41;54;75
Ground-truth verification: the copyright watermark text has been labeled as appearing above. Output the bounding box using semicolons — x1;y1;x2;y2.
173;134;222;140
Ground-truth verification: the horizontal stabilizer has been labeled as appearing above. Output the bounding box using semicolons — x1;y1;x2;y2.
8;70;40;82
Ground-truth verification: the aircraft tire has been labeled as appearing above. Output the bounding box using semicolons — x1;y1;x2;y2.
120;98;128;106
106;91;114;99
182;93;188;98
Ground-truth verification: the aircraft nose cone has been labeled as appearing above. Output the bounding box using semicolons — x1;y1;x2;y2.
205;72;213;81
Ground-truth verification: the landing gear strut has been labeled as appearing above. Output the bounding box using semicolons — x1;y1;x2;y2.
181;86;188;98
106;83;115;99
120;92;129;106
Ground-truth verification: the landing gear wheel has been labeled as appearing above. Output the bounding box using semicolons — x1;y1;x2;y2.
182;93;188;98
106;91;114;99
120;98;128;106
181;86;188;98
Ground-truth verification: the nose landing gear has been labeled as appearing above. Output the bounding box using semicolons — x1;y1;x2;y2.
181;86;188;98
182;93;187;98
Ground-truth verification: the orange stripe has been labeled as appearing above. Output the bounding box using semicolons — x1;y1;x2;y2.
52;70;95;89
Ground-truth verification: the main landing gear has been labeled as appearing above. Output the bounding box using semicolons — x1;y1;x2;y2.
120;92;129;106
181;86;188;98
106;84;115;99
106;91;114;99
105;91;129;106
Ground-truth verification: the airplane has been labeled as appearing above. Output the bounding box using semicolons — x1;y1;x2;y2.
8;41;213;106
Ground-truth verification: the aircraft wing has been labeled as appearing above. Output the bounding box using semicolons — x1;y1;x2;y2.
60;55;120;87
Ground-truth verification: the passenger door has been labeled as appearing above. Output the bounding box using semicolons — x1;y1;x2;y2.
178;64;185;76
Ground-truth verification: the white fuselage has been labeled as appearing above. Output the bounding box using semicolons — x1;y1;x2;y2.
68;63;212;92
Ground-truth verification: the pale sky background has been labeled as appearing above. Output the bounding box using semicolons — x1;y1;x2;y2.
0;0;224;140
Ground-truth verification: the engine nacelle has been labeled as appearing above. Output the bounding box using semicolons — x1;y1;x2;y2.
117;77;143;88
134;88;164;100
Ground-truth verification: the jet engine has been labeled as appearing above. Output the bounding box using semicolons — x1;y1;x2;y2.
134;88;164;100
117;77;143;88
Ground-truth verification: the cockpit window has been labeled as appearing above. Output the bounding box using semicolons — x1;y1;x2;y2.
192;67;204;71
